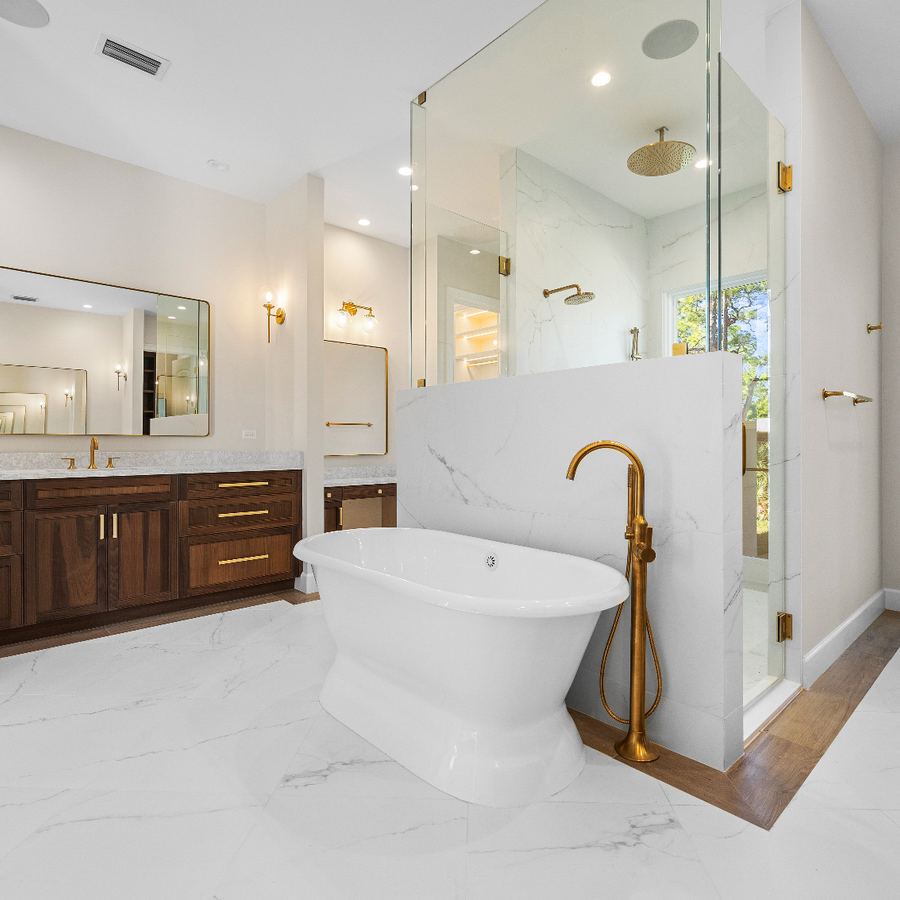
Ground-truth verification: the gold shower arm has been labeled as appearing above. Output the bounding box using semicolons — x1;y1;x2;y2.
543;284;581;298
822;390;873;405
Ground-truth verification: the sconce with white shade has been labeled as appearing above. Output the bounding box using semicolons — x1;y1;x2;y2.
115;364;127;390
337;300;378;333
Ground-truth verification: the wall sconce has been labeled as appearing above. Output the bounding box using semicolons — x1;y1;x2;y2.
64;390;71;407
115;365;127;391
337;300;378;333
262;290;286;343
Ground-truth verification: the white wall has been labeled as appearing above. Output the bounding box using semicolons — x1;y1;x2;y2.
398;352;744;770
0;124;267;453
323;224;409;468
883;141;900;590
799;4;883;651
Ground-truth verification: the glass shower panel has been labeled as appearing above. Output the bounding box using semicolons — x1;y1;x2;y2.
718;60;788;706
410;0;714;383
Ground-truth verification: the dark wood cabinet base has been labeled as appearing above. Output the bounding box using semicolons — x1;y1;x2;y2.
0;578;295;647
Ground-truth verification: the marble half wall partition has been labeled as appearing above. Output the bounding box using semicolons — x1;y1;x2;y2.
397;351;744;770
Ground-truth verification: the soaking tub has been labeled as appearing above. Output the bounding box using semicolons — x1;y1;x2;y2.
293;527;628;806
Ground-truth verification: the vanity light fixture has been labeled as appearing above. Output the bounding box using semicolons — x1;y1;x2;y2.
337;301;378;333
590;71;612;86
64;389;72;407
262;290;286;343
115;365;127;390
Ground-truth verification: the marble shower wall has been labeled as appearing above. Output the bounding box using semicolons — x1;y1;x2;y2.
499;150;649;374
397;351;744;770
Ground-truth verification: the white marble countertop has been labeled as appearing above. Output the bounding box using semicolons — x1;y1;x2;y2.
323;476;397;487
323;465;396;488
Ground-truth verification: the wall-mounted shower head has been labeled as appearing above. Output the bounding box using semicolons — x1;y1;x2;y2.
543;284;595;305
627;126;696;176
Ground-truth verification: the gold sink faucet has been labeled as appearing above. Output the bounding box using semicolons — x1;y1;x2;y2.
567;440;661;763
88;436;99;470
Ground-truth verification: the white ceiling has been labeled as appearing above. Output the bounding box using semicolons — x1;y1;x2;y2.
804;0;900;145
1;0;898;253
0;0;545;247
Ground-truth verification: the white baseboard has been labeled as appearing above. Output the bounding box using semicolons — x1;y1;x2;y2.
803;589;885;688
885;588;900;612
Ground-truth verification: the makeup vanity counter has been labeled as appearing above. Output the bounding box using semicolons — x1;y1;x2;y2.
0;452;305;642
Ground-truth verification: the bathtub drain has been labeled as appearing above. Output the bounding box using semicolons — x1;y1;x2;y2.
485;554;497;569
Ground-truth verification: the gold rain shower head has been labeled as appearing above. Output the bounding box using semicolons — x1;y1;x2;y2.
543;284;595;305
627;127;696;176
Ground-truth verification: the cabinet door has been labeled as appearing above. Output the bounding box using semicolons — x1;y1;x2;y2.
25;507;107;624
0;556;23;630
108;501;178;609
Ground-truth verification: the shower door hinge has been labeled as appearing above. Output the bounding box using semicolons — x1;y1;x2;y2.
777;161;793;193
776;611;793;642
416;91;427;105
499;256;511;276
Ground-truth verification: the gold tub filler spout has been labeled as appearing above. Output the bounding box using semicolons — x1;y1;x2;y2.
566;441;662;763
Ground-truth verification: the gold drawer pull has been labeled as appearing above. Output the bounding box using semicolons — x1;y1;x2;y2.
99;513;105;541
218;481;269;488
217;510;269;518
218;553;269;566
112;513;118;539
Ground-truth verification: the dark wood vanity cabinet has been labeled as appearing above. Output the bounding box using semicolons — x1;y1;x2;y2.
324;483;397;532
1;468;301;640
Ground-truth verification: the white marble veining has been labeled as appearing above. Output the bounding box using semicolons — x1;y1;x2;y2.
0;450;304;480
0;598;898;899
397;352;744;770
323;464;396;486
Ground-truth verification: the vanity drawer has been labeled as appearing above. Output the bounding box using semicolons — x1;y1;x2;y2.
342;483;396;501
0;511;23;557
179;495;299;537
180;527;297;596
180;470;300;500
25;476;176;509
0;482;23;511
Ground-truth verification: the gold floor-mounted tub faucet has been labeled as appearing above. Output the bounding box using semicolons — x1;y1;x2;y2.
566;441;662;763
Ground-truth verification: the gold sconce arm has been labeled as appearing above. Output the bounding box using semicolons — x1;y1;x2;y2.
263;301;286;343
867;322;883;333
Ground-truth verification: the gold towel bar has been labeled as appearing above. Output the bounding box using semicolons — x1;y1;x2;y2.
822;390;873;405
218;554;269;566
217;510;269;518
326;422;373;427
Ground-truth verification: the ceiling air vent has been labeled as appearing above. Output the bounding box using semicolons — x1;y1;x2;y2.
94;33;170;80
12;295;38;303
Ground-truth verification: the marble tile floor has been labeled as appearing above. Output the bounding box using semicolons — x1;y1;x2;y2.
1;599;899;899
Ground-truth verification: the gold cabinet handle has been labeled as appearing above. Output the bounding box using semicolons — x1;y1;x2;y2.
99;513;105;541
218;554;269;566
217;510;269;518
338;507;343;528
218;481;269;488
112;513;118;539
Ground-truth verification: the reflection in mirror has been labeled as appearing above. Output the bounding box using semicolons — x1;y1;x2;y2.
0;266;210;436
412;0;714;382
0;366;87;433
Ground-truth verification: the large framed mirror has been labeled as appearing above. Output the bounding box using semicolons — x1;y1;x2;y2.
0;266;210;436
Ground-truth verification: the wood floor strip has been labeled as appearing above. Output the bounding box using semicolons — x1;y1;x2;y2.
572;609;900;831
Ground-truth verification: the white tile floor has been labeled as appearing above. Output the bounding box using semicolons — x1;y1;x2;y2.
1;599;898;899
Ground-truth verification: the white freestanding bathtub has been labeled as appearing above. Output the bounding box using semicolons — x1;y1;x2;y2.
293;527;628;807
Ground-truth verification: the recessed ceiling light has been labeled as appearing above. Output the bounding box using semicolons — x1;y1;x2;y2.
207;159;230;171
695;158;710;168
82;304;92;308
470;249;480;255
358;219;370;226
398;166;412;177
0;0;49;28
411;184;419;191
177;305;186;310
167;315;176;319
590;72;612;87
